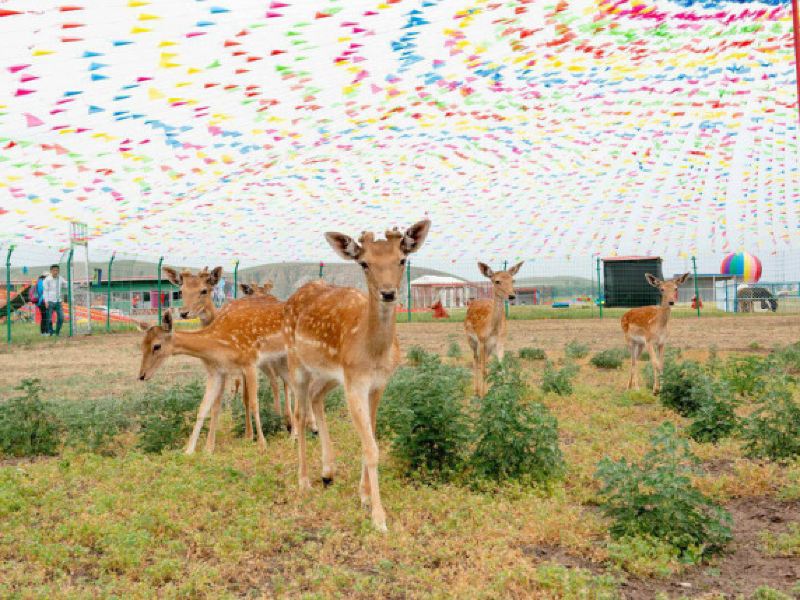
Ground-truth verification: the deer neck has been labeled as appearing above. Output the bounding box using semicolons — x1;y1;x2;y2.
490;295;506;335
363;290;397;356
655;303;672;328
199;301;216;326
172;330;221;360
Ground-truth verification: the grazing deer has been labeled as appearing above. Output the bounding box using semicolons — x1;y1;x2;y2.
284;219;431;532
464;261;524;397
621;272;690;394
240;281;278;301
137;297;292;453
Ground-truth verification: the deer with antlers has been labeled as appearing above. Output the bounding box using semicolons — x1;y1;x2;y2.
464;261;523;397
284;219;431;532
621;272;690;394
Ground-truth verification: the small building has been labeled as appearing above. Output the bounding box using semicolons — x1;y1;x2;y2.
603;256;663;308
674;273;735;305
410;275;482;309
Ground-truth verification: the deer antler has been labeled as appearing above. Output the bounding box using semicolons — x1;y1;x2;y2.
358;231;375;244
385;226;403;242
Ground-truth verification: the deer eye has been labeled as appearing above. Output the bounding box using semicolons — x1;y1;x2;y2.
399;258;406;266
153;344;161;352
494;280;501;284
359;261;369;270
200;289;208;295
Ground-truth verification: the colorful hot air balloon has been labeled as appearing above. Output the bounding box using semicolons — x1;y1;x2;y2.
720;252;762;283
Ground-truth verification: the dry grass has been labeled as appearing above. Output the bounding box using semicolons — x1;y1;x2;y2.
0;314;798;598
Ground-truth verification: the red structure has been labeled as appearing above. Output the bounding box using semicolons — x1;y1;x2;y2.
431;300;449;319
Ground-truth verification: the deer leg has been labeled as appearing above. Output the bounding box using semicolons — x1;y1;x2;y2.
289;357;312;490
311;380;338;486
359;384;385;507
627;341;643;390
186;372;224;455
205;374;227;454
467;335;479;396
347;377;387;532
244;366;267;451
268;368;281;418
479;341;488;397
651;342;663;395
241;374;253;441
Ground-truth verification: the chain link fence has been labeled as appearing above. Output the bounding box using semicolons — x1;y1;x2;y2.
2;241;798;345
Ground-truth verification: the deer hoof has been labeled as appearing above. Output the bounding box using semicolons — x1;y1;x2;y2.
321;476;333;487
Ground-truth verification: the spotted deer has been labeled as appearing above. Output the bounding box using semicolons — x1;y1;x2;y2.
464;261;523;397
284;219;431;532
240;281;277;301
137;297;294;453
621;272;690;394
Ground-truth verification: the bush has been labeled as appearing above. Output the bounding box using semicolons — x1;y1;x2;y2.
719;355;773;398
595;422;732;560
564;340;589;359
541;361;579;396
230;381;284;438
657;359;709;417
60;396;134;455
470;359;564;485
0;379;61;458
380;351;470;481
136;381;204;454
772;341;800;375
446;340;462;359
590;348;626;370
685;380;738;444
741;381;800;462
519;347;546;360
406;345;428;366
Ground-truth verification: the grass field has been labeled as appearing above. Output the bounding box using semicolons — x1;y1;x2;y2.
1;316;799;598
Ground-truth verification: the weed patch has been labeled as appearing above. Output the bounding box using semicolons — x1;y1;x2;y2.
0;379;60;458
541;361;579;396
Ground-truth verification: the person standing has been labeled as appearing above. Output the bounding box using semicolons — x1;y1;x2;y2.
43;264;66;336
34;273;50;336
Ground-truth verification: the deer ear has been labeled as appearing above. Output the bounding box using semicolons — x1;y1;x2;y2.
163;267;182;286
675;272;690;285
162;311;173;332
136;321;150;333
645;273;663;288
206;266;223;287
478;262;494;279
401;219;431;254
325;232;362;261
263;280;274;293
240;283;254;296
507;261;524;277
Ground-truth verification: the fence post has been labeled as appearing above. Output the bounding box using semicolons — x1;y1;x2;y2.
157;256;164;326
233;259;239;299
406;259;412;323
106;252;115;332
503;260;510;318
691;255;700;318
67;248;75;337
733;277;738;313
5;245;14;345
596;257;603;319
319;261;324;279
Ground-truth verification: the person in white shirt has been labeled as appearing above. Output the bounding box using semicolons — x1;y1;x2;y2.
42;264;67;336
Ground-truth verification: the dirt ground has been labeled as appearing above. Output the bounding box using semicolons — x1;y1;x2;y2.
1;315;797;401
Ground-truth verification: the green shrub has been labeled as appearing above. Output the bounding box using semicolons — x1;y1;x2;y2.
470;359;563;485
518;347;546;360
406;345;428;366
741;381;800;462
380;351;470;481
719;355;773;398
606;535;682;578
686;380;738;444
657;359;709;417
0;379;61;458
595;422;732;560
590;348;626;370
60;396;134;455
230;382;284;439
446;340;462;359
136;381;204;454
564;340;589;359
772;341;800;375
541;361;579;396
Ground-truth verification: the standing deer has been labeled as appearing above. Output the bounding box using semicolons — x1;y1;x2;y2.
621;272;690;394
464;261;523;397
284;219;431;532
137;296;295;453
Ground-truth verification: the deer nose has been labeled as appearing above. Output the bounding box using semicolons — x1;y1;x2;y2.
380;290;396;303
508;294;516;301
180;311;189;319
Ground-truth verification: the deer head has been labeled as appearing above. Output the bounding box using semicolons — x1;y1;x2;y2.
646;272;690;307
325;219;431;304
164;266;222;320
240;281;274;297
137;311;176;381
478;261;524;301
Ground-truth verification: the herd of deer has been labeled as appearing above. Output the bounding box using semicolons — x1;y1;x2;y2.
136;219;690;532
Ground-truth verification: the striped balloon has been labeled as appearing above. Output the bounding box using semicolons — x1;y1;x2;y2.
720;252;762;283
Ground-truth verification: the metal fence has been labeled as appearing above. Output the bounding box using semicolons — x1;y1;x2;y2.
2;241;799;345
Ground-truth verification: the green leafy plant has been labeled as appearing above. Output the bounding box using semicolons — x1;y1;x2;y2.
590;348;626;370
541;361;579;396
564;340;589;359
446;340;462;359
136;380;204;454
656;359;709;417
470;358;564;485
60;396;134;455
518;347;546;360
686;380;738;444
595;422;732;560
719;355;773;398
380;351;470;481
406;344;428;366
0;379;60;458
771;341;800;375
741;380;800;462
